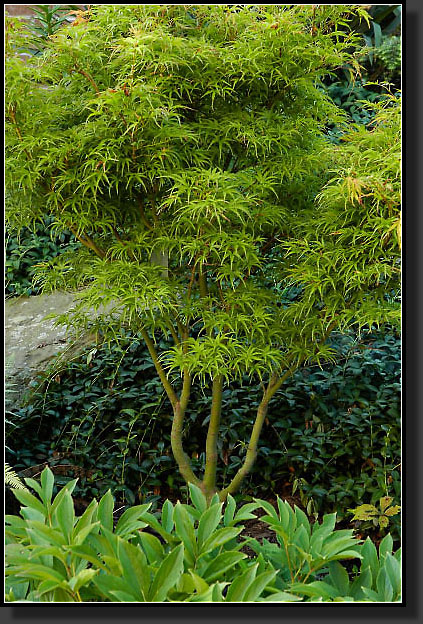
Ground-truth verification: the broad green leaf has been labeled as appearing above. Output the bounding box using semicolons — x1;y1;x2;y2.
188;570;209;594
328;561;350;596
379;533;393;561
73;499;98;538
260;591;301;602
311;513;337;541
197;502;223;548
115;503;151;536
223;494;236;526
211;582;226;602
102;554;123;576
294;506;311;536
321;531;360;559
23;477;44;500
109;590;139;602
200;526;242;555
384;553;401;598
97;490;114;533
73;521;100;546
202;551;246;583
226;563;258;602
35;578;69;598
141;511;178;544
376;566;393;602
360;537;379;582
243;569;277;602
20;507;45;523
231;502;260;525
93;573;134;601
148;543;184;602
173;502;197;563
65;544;109;571
5;515;27;528
12;490;46;517
323;550;363;563
10;563;66;584
26;521;66;547
349;565;372;600
118;539;149;601
27;545;66;563
54;490;75;541
40;466;55;506
161;499;174;533
362;586;382;602
68;568;98;593
277;498;293;534
180;503;201;521
293;524;310;553
289;580;340;600
210;493;220;506
137;531;164;565
253;498;278;520
186;583;216;602
188;482;207;514
50;479;78;516
176;572;196;594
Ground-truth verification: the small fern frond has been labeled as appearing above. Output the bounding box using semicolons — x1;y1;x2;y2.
5;463;28;491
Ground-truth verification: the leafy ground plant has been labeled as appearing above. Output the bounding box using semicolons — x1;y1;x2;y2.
349;496;400;533
5;467;400;603
6;5;400;501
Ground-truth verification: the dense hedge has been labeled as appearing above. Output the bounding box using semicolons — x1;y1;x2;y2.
7;327;400;532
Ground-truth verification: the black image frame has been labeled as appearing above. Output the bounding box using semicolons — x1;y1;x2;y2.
2;1;420;622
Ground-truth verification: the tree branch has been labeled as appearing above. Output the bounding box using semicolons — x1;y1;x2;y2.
219;319;338;499
71;65;100;94
203;374;223;497
68;225;106;259
140;328;179;408
8;105;31;160
170;369;199;487
137;197;154;231
171;398;201;487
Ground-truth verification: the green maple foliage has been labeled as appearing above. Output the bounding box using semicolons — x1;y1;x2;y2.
5;5;400;501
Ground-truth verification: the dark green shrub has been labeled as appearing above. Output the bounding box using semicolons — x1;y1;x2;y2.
6;217;79;297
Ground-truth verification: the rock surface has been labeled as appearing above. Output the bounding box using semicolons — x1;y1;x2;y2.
5;291;95;408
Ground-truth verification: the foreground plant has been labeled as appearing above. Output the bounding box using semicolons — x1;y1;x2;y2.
349;496;401;533
5;5;400;501
5;467;400;603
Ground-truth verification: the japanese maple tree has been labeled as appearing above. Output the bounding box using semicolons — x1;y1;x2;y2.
5;5;400;501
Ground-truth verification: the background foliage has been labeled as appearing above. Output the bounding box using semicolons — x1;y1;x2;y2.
5;217;79;297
